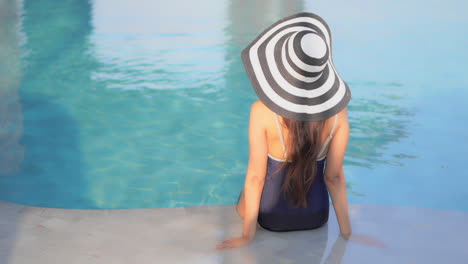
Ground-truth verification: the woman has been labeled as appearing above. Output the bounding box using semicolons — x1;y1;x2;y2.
216;12;353;250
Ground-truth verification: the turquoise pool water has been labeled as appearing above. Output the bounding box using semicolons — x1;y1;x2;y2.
0;0;467;210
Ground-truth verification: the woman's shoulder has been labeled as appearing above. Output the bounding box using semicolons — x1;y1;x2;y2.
248;101;271;129
335;106;349;128
251;100;269;112
338;106;348;118
250;100;272;119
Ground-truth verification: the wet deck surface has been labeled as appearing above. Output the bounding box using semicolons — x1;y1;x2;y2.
1;200;467;263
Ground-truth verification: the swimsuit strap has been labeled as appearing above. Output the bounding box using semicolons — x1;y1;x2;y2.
274;113;287;158
317;114;338;159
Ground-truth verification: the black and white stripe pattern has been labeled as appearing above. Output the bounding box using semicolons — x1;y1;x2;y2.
242;12;351;121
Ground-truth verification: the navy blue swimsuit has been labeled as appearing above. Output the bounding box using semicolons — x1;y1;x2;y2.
241;112;338;232
257;155;330;231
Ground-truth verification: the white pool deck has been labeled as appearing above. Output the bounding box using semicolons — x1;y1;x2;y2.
1;200;467;264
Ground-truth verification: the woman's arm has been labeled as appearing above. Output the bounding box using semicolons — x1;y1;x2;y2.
215;101;268;250
326;167;352;238
241;101;268;240
323;108;352;238
241;182;264;239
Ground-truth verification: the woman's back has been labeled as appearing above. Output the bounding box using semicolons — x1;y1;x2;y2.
257;103;341;231
266;110;338;162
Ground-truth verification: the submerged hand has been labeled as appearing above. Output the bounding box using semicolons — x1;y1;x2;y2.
215;236;253;250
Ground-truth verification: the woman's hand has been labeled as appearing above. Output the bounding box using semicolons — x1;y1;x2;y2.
215;235;253;250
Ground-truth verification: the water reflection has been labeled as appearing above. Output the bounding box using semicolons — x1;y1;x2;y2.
346;81;416;169
0;0;24;176
0;0;93;208
89;0;226;91
0;1;24;263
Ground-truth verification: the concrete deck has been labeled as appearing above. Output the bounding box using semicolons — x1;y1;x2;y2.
1;200;467;264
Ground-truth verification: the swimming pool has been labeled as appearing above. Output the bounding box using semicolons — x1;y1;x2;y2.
0;0;467;211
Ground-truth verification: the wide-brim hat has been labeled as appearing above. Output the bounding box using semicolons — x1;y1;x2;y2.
241;12;351;122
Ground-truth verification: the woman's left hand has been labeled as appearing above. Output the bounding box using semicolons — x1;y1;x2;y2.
215;236;253;250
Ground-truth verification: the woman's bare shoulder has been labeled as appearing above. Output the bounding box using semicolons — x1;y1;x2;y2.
336;107;349;127
251;100;271;116
251;100;268;111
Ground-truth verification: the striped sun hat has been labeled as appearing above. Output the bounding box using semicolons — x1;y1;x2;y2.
241;12;351;122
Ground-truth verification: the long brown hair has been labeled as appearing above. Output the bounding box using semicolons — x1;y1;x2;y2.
273;116;327;209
